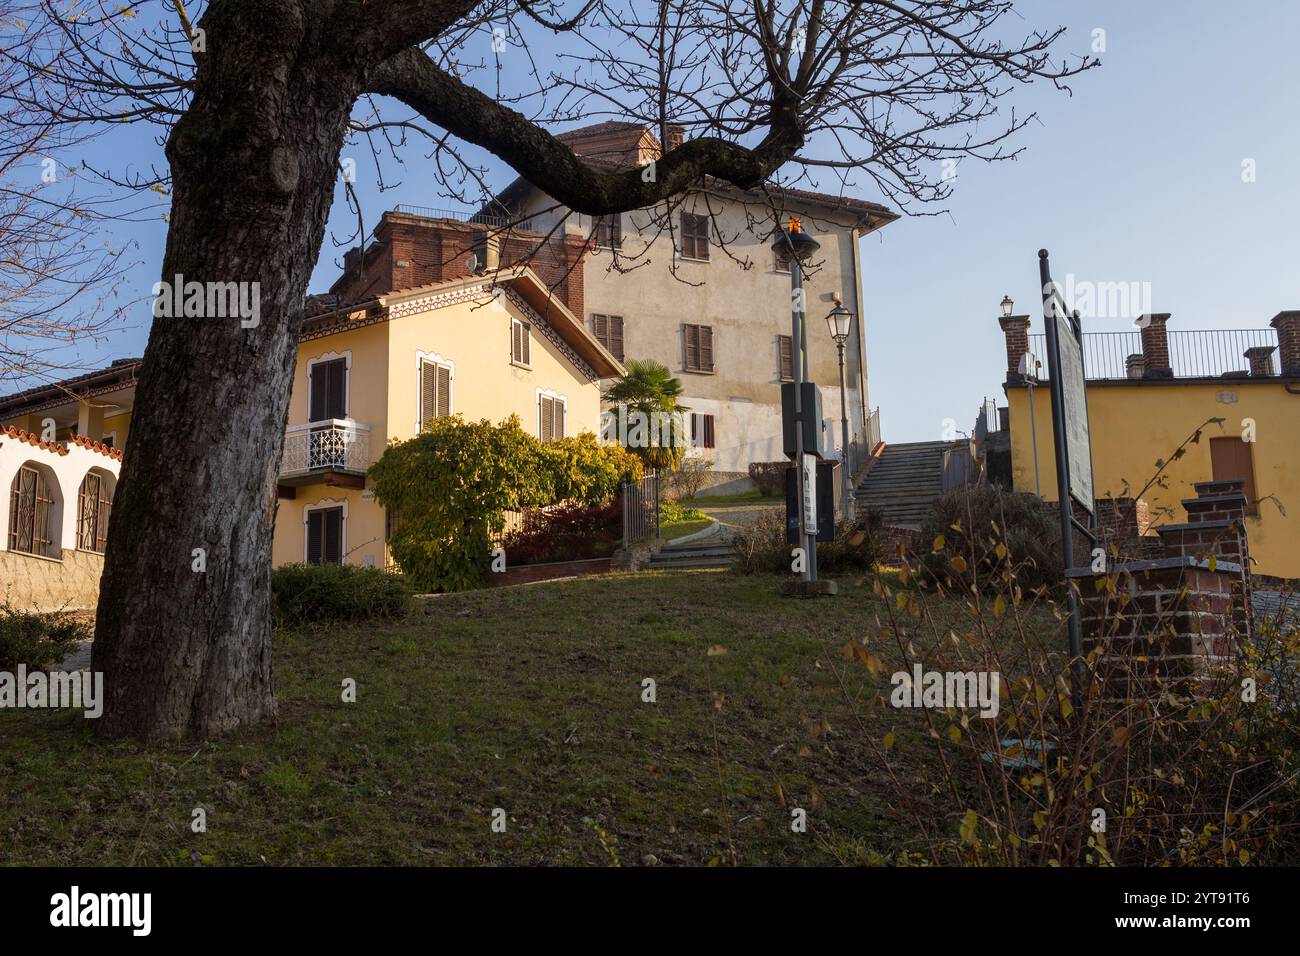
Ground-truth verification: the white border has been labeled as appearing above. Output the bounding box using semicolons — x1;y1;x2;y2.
414;350;455;433
306;350;352;420
302;496;349;564
535;387;568;439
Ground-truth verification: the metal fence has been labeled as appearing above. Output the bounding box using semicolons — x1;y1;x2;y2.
392;203;539;234
1027;328;1277;380
281;420;371;476
865;405;882;453
621;473;660;548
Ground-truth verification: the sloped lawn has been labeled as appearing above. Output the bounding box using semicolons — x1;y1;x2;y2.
0;570;1052;866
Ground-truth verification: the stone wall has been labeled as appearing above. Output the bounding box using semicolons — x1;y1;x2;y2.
0;548;105;612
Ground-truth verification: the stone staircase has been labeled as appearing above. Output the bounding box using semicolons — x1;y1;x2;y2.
853;440;951;529
648;527;734;570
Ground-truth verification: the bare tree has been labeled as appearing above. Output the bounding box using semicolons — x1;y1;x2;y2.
2;0;1093;740
0;7;139;390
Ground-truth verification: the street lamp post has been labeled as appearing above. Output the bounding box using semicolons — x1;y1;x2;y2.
826;303;854;520
773;217;821;584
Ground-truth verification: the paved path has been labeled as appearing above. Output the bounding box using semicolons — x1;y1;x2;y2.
60;640;93;671
694;501;783;537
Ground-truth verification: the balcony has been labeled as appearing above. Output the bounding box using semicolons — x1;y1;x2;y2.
279;419;371;489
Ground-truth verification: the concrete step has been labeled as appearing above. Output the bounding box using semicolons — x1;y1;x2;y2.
649;556;734;569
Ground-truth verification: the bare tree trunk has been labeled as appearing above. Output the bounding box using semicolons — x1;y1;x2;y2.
91;6;355;741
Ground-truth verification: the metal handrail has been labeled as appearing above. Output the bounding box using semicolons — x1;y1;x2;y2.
1026;328;1277;380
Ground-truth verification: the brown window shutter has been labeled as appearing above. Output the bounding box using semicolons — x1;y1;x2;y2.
323;508;342;564
522;324;530;365
420;361;436;429
699;325;714;371
436;364;451;418
1210;437;1258;515
684;324;700;370
539;396;551;440
592;313;607;348
307;509;323;564
779;335;794;380
553;398;565;439
609;315;624;362
704;415;715;449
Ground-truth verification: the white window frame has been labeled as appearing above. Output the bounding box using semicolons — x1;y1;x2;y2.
302;497;349;564
414;350;455;433
535;387;568;440
306;349;352;422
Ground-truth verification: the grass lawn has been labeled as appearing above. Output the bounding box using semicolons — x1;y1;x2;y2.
0;570;1055;866
658;518;713;541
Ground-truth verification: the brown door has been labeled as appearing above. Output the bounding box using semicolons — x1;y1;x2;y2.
1209;436;1258;515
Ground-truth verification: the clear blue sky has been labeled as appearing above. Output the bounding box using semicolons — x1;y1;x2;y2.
21;0;1300;444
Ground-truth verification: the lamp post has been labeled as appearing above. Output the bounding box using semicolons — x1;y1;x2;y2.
825;303;854;519
773;217;821;583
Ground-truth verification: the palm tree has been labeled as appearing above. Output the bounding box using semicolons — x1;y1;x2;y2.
602;359;688;472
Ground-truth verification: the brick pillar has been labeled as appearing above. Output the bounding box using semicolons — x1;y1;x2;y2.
1270;311;1300;376
1095;497;1156;562
1138;313;1172;378
998;314;1031;383
1245;345;1277;377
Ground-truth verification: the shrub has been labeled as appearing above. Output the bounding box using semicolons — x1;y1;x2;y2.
747;461;787;498
659;499;708;524
499;500;623;565
271;563;412;627
541;432;643;504
0;604;88;669
917;484;1063;594
666;456;713;500
731;508;886;575
371;415;636;591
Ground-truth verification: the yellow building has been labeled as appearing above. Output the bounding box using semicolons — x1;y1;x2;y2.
1;264;622;580
997;309;1300;580
273;265;621;568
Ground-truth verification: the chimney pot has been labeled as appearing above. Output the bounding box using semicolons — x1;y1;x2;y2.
1270;311;1300;376
998;314;1032;384
1138;313;1173;379
1245;345;1276;377
1125;353;1145;379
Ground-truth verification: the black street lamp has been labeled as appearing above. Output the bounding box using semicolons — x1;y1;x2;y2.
825;303;854;518
773;217;821;584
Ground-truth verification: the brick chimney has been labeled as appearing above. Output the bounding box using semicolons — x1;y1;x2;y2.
1270;311;1300;376
1137;313;1172;378
665;124;685;150
998;314;1032;384
1245;345;1276;377
1125;353;1144;379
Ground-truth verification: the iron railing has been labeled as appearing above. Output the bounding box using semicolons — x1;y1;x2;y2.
392;204;539;234
621;473;660;548
865;405;882;453
1027;328;1277;381
281;419;371;476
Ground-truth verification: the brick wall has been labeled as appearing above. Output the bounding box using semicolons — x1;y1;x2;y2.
1077;479;1252;699
329;213;588;317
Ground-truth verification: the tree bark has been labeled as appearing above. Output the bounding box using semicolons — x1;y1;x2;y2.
91;2;357;741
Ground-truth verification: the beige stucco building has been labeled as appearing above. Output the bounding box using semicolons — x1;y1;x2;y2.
494;121;898;489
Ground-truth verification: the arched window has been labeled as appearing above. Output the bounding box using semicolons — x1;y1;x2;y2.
8;464;58;557
77;470;114;553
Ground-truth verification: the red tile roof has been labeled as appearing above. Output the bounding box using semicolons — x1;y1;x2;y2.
0;425;123;462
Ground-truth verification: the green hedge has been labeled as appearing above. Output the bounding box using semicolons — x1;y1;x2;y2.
271;564;413;627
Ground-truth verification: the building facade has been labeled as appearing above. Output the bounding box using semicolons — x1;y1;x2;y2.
998;309;1300;580
494;121;898;490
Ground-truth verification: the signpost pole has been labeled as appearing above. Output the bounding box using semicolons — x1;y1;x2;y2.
791;255;817;582
1038;250;1086;705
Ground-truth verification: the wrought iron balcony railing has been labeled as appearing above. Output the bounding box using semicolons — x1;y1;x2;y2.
281;419;371;477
